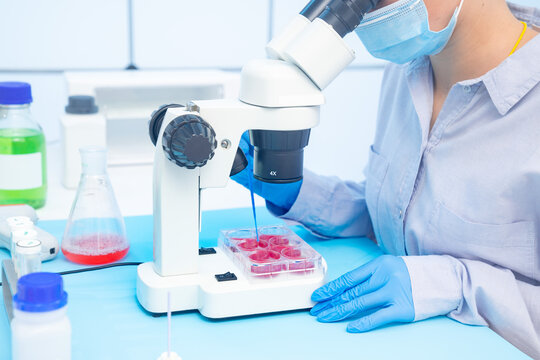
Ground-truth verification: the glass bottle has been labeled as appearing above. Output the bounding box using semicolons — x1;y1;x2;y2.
62;146;129;265
15;238;42;278
6;216;34;255
11;229;38;274
0;82;47;209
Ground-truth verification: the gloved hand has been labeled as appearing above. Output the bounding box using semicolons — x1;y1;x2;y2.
310;255;415;332
231;131;302;214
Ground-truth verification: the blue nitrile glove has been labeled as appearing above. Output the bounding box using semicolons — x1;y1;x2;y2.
231;131;302;214
310;255;415;332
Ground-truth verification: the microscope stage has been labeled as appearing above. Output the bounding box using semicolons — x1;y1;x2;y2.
136;247;327;318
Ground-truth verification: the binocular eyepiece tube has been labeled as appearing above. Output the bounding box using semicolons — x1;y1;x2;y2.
301;0;382;37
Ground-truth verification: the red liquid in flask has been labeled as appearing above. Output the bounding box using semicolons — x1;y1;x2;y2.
62;234;129;265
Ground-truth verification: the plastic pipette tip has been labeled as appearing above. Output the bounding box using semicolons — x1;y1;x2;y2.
157;293;182;360
157;351;182;360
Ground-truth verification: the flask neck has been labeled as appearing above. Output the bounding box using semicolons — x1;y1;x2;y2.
80;147;108;176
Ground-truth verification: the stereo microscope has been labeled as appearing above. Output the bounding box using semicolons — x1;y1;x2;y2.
136;0;380;317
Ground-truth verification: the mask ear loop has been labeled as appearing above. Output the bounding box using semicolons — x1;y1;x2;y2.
427;0;464;34
454;0;465;23
424;0;464;57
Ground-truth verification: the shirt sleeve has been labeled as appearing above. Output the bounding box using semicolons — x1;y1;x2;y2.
266;169;374;239
402;255;540;359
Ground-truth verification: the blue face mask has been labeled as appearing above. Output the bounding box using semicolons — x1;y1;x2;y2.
355;0;464;64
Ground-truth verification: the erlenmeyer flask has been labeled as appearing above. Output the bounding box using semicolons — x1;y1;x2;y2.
62;146;129;265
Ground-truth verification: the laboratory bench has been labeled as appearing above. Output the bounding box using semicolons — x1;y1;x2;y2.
0;208;530;360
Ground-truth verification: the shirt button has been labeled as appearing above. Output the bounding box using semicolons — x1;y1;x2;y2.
463;85;471;93
399;210;403;219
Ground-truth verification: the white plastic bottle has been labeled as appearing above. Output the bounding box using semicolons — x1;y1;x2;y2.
60;95;106;188
11;272;71;360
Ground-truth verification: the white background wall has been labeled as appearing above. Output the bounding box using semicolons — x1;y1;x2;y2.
0;0;536;219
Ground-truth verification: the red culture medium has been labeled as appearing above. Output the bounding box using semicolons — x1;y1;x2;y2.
62;234;129;265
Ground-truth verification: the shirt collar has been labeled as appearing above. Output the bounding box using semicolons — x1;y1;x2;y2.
507;2;540;28
405;12;540;117
482;4;540;115
480;33;540;116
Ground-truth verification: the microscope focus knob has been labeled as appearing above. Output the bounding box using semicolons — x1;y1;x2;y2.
162;114;217;169
148;103;184;146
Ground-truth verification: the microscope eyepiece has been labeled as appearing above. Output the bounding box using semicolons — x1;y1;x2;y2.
250;129;311;184
300;0;334;21
319;0;381;37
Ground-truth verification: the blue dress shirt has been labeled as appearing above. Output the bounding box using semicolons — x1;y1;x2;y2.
272;3;540;358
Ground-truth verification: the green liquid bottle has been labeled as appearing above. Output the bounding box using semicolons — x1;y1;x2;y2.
0;82;47;209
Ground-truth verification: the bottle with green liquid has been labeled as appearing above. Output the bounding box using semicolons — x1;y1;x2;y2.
0;82;47;209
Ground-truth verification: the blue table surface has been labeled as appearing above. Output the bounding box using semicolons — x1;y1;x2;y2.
0;208;529;360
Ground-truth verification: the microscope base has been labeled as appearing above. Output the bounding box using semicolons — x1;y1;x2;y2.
136;248;327;318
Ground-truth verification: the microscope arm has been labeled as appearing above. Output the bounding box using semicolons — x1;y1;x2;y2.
152;101;319;276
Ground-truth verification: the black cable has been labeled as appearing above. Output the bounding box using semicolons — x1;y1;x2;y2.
0;261;142;287
57;262;142;275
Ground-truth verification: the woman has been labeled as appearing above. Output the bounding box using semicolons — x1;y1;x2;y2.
233;0;540;357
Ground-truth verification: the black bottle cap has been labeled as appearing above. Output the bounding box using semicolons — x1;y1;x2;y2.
65;95;98;114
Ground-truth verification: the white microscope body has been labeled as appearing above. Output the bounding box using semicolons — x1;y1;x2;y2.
136;1;364;317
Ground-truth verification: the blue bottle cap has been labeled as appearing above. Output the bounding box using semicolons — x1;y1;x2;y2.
13;272;68;312
0;82;33;105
